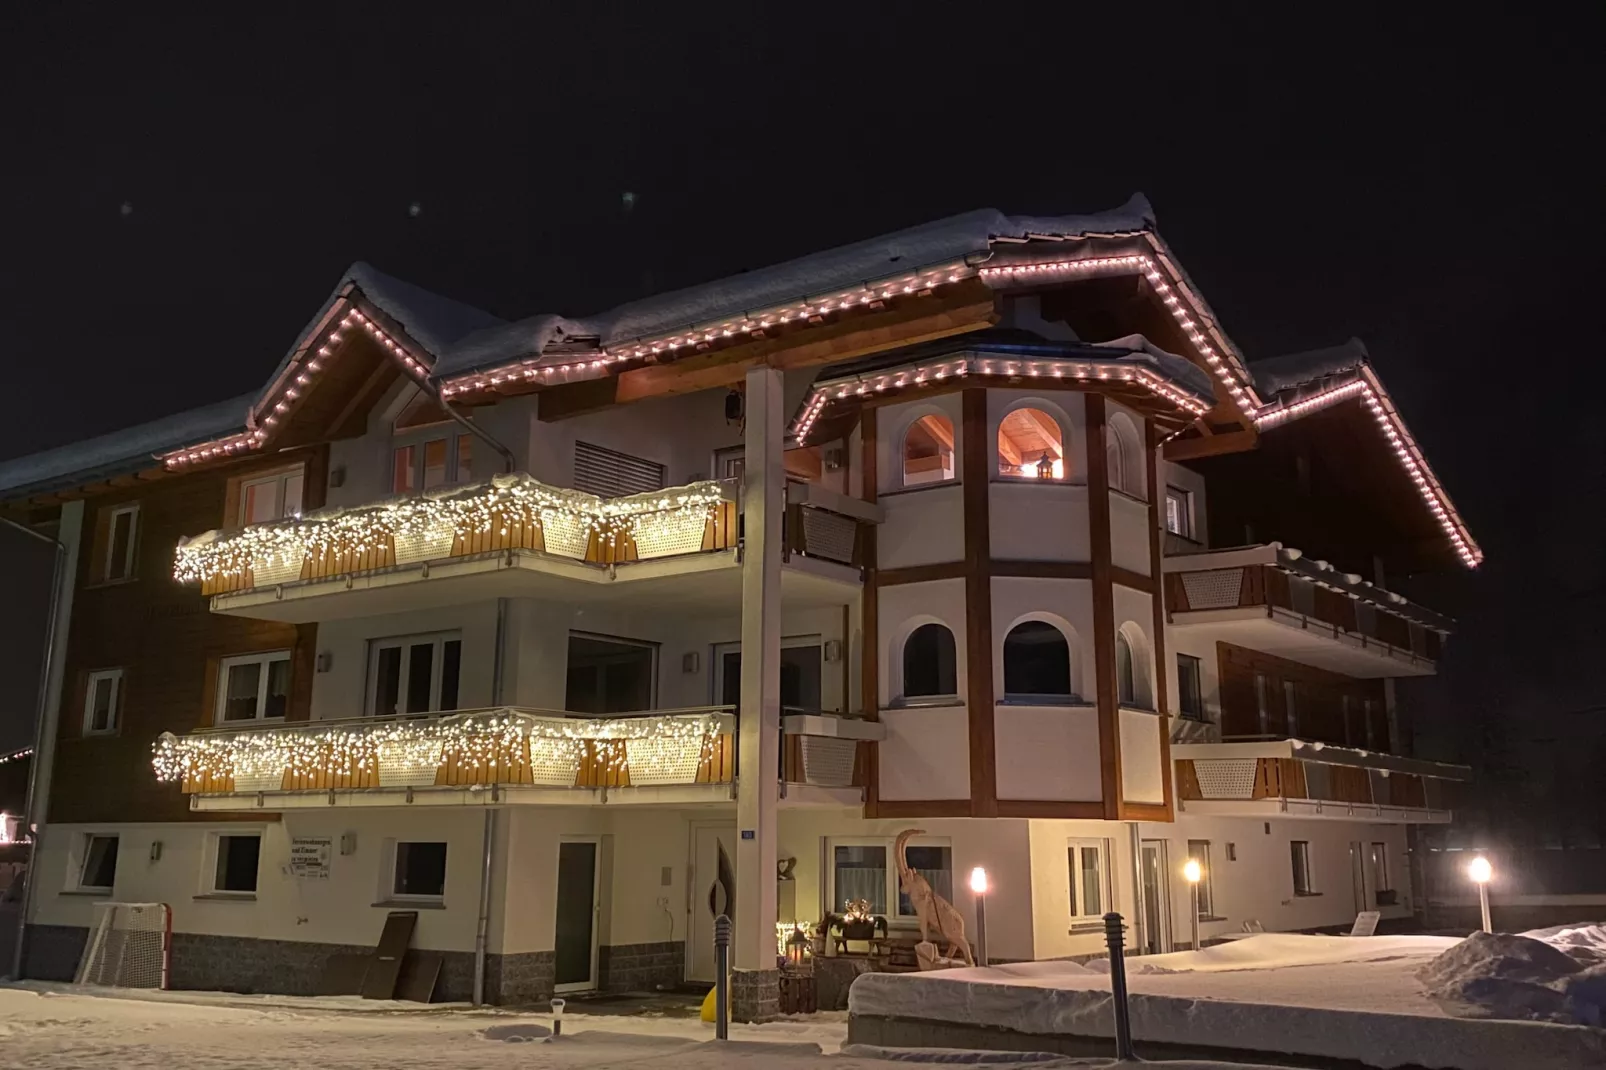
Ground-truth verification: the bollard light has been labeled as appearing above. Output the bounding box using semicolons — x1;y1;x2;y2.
970;866;989;967
969;866;989;895
1468;856;1493;933
550;997;565;1037
1183;858;1202;952
1183;858;1202;884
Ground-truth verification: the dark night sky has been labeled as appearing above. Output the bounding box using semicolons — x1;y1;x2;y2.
1;7;1601;833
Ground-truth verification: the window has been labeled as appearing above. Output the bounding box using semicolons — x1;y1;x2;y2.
393;434;475;494
1187;840;1214;917
714;639;822;711
574;441;666;498
1370;842;1392;892
213;834;262;894
1177;654;1205;721
392;841;448;899
216;651;291;723
78;834;119;892
1067;840;1108;923
368;632;462;717
566;634;656;714
997;408;1065;480
1002;621;1074;701
1105;412;1145;498
1291;840;1314;896
830;839;953;921
902;414;955;486
1283;680;1300;736
1164;487;1193;538
902;623;958;700
83;669;123;735
101;503;139;581
1116;627;1151;709
240;468;304;526
1255;672;1272;735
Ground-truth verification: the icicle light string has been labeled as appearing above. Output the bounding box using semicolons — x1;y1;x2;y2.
173;473;725;583
153;710;727;785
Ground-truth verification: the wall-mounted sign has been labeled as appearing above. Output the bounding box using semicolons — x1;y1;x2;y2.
290;837;332;879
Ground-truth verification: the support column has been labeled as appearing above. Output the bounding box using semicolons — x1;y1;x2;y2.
733;365;782;1021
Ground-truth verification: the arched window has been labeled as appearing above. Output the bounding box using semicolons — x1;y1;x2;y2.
1116;626;1152;709
903;414;956;486
997;408;1066;480
903;623;958;698
1003;621;1073;700
1106;412;1144;498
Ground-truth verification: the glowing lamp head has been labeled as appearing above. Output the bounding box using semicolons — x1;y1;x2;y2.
1183;858;1203;884
969;866;989;895
1468;856;1493;885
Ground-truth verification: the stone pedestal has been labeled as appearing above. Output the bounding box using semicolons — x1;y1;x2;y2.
730;966;780;1022
814;955;874;1011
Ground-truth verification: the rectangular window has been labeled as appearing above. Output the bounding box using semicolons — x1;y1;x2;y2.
392;444;417;494
216;651;292;723
368;632;462;716
1177;654;1205;721
1164;487;1193;538
565;633;656;714
213;834;262;893
1067;840;1107;922
239;468;305;526
1370;842;1392;892
1254;673;1271;736
1291;840;1314;895
1187;840;1214;917
103;503;139;581
392;435;474;495
898;845;954;918
574;441;666;499
392;841;448;899
832;845;888;916
83;669;123;735
79;834;119;891
1282;680;1299;737
829;837;953;922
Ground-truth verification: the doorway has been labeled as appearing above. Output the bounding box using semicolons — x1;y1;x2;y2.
688;823;738;982
1139;840;1172;955
554;839;601;992
713;636;823;712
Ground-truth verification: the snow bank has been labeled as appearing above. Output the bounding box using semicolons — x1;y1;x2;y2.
1420;930;1606;1027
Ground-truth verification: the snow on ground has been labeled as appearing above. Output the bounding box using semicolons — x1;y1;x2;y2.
849;932;1606;1070
0;983;1291;1070
1419;929;1606;1026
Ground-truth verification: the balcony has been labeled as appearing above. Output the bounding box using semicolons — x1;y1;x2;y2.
1163;544;1448;677
173;474;875;622
1173;739;1469;824
154;705;882;811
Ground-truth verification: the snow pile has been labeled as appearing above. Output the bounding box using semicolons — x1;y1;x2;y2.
1420;930;1606;1026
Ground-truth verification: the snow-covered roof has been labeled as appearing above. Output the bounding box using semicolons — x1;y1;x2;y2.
1252;337;1370;396
0;392;254;499
343;261;505;358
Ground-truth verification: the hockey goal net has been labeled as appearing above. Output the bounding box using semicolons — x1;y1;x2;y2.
74;902;171;990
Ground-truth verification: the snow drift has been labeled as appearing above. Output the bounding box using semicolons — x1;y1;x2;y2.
1421;927;1606;1027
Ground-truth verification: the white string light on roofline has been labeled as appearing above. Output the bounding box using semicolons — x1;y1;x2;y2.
0;747;32;766
152;710;727;786
172;473;725;583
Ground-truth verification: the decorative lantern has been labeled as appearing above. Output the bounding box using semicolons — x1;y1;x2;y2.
1036;452;1055;479
786;924;811;966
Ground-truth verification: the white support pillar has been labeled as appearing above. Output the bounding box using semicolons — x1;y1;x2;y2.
734;365;783;982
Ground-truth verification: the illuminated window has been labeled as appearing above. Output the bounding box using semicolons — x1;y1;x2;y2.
902;414;955;486
1164;487;1193;538
215;651;292;724
393;435;475;494
997;408;1066;480
240;468;304;525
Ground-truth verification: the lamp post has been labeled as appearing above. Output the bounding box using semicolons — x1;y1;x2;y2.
969;866;989;967
1468;856;1493;933
1183;858;1202;952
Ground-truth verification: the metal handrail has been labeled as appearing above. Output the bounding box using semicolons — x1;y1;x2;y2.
180;704;737;737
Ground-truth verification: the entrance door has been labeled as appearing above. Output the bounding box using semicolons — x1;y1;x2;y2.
1139;840;1171;955
1348;841;1369;916
554;839;600;992
713;637;823;711
688;824;738;981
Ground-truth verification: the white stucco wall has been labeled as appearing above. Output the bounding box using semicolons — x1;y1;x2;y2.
877;706;970;800
878;484;964;568
990;482;1091;561
1109;491;1153;576
1119;710;1166;803
991;576;1094;702
877;578;966;707
994;705;1102;801
1027;818;1136;960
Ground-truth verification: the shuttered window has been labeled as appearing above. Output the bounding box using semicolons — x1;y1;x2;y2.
573;442;665;498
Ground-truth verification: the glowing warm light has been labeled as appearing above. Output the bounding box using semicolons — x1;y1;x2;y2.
969;867;989;895
1183;859;1203;884
1468;856;1492;885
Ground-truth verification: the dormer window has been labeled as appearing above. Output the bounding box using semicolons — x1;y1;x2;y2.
393;433;473;494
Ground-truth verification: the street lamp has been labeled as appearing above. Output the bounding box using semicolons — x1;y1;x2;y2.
1468;856;1493;933
969;866;989;967
1183;858;1203;952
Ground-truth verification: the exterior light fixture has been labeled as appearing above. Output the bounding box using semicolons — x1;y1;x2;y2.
969;866;989;967
1183;858;1203;952
1468;856;1493;933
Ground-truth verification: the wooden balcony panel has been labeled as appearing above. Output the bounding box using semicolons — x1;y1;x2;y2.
1175;758;1203;801
451;509;543;557
703;500;739;552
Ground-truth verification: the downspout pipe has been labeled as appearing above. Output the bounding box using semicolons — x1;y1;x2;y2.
2;516;66;982
433;386;517;476
473;597;509;1005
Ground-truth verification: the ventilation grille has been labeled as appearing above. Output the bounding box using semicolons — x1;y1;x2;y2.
1193;758;1259;799
574;442;666;499
1181;568;1244;610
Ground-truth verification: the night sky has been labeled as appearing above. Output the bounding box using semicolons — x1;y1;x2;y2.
1;7;1601;837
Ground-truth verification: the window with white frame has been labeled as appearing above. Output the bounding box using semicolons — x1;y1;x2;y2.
393;433;474;494
1177;654;1206;721
390;840;448;900
83;669;123;735
1164;486;1193;538
1291;840;1314;896
215;651;292;724
239;467;305;525
1067;839;1109;924
1187;839;1214;917
829;838;953;922
211;832;262;894
368;632;462;717
77;833;119;892
101;503;139;581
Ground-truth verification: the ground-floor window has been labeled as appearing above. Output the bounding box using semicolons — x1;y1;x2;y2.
829;837;953;922
391;841;448;901
1186;839;1214;917
1067;839;1109;925
1291;840;1314;896
211;833;262;894
77;834;120;892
